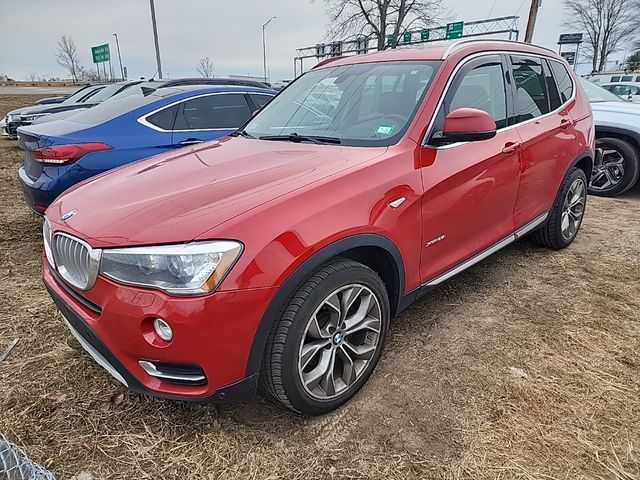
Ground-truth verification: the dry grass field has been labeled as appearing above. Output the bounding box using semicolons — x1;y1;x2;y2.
0;94;639;479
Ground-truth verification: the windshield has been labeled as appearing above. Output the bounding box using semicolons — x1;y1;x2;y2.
67;92;162;125
244;61;440;146
86;83;131;103
62;85;104;104
579;78;624;103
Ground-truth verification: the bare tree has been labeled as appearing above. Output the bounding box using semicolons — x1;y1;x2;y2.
564;0;638;72
196;56;215;77
55;35;82;83
320;0;445;51
27;72;39;82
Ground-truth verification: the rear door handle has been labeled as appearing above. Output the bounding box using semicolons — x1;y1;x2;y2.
179;139;204;146
502;142;521;155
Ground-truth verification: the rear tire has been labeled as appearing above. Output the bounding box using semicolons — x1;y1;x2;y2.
261;259;390;415
589;138;640;197
534;167;587;250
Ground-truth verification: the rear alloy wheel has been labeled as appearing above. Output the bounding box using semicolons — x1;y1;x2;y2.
535;167;587;250
261;259;390;415
589;138;640;197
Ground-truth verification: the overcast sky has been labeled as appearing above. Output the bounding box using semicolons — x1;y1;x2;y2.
0;0;623;82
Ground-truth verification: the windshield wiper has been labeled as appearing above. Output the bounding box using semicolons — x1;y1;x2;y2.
259;132;341;145
233;129;256;139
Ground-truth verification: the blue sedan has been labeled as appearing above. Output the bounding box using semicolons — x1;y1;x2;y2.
17;85;275;213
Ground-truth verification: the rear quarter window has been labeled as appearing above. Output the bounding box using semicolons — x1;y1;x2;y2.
549;60;574;104
610;76;621;82
145;104;179;130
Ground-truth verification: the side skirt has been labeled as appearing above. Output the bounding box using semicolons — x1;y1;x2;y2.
398;212;549;312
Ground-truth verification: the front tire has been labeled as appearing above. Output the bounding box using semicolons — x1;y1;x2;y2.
534;167;587;250
589;138;640;197
261;259;390;415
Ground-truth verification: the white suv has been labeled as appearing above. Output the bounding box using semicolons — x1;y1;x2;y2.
580;78;640;197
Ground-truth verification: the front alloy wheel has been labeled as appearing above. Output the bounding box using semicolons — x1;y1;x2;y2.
262;259;390;415
298;284;382;400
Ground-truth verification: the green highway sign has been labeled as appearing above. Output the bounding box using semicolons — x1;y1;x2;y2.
387;34;396;46
421;29;430;41
403;32;412;43
91;43;110;63
446;21;464;39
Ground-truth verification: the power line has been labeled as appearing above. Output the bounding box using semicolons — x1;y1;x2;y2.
488;0;498;18
515;0;527;14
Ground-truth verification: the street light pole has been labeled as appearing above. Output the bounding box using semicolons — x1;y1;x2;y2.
113;33;125;80
149;0;163;79
262;16;276;83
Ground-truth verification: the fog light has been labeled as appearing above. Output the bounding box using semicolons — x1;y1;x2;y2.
153;318;173;342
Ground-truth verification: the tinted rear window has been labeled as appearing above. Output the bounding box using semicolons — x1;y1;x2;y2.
174;94;252;129
549;60;574;104
67;94;162;125
146;104;179;130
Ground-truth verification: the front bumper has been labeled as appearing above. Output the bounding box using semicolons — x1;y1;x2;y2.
43;259;278;402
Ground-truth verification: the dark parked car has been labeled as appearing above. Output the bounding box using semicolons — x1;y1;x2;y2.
2;81;142;138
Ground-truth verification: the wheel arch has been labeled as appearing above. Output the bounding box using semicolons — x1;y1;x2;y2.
245;233;406;379
570;150;594;183
595;126;640;152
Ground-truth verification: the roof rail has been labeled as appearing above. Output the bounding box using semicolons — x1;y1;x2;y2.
443;39;557;59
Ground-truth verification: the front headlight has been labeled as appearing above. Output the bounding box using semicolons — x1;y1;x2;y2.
7;114;19;122
100;241;243;296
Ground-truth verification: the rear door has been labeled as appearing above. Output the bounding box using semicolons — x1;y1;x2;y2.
510;55;576;228
419;54;521;282
171;93;254;146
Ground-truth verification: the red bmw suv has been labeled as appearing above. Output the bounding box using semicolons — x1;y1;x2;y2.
43;41;594;415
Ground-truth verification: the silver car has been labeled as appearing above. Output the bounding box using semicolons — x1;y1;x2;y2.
580;78;640;197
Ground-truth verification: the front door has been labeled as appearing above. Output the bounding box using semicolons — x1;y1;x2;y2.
419;54;521;282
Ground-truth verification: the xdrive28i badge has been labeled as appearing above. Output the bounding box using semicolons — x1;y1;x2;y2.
60;209;78;222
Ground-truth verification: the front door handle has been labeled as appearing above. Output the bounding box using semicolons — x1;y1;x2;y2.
179;139;204;146
560;119;572;130
502;142;521;155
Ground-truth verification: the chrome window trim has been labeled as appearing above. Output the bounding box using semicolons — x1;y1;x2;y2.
424;212;549;287
137;91;272;133
422;51;577;150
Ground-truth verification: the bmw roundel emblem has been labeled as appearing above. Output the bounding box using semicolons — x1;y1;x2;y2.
60;209;78;222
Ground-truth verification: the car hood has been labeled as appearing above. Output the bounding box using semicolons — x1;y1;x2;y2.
48;137;387;247
590;101;640;115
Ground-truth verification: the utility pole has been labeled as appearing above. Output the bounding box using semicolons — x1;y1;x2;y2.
524;0;541;43
149;0;163;79
262;16;276;83
113;33;125;80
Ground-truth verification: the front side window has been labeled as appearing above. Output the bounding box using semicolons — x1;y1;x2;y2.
174;94;252;130
549;60;574;104
512;56;551;122
443;57;508;129
243;61;440;146
621;76;634;82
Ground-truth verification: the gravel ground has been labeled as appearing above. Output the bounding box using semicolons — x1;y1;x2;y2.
0;94;639;479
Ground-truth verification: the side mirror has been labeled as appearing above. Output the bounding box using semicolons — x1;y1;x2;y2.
434;108;497;144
